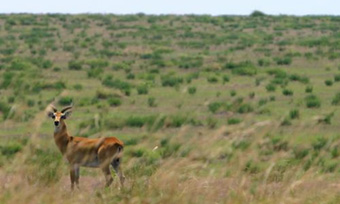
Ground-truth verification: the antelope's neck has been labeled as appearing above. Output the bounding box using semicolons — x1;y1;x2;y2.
53;120;70;154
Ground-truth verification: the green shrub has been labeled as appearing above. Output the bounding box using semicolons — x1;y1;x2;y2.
266;83;276;92
108;97;122;107
222;75;230;83
102;76;131;93
73;84;83;90
275;57;292;65
87;68;103;78
305;86;313;93
334;74;340;82
282;89;293;96
232;67;257;76
167;115;188;128
258;98;268;106
10;58;32;70
126;115;156;128
137;85;148;95
289;74;309;84
207;76;218;83
58;96;73;106
27;99;35;107
1;72;15;89
325;80;333;86
332;92;340;105
228;118;242;125
112;62;129;70
312;137;327;151
208;102;222;113
238;103;254;113
68;60;82;70
188;86;196;95
257;58;270;66
289;109;299;119
126;73;135;79
318;112;334;124
230;90;237;97
148;97;156;107
305;95;321;108
161;75;183;87
0;142;22;158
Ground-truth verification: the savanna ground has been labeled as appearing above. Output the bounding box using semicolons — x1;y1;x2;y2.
2;12;340;203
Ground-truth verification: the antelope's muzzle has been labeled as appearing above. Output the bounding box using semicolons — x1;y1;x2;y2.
54;121;60;126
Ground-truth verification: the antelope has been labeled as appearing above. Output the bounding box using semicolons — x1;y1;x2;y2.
47;105;125;189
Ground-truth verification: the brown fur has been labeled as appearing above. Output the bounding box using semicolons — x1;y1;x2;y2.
48;107;125;189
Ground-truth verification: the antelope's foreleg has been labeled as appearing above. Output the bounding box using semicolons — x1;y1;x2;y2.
70;166;75;190
70;164;80;190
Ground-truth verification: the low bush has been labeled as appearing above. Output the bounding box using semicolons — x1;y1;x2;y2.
325;80;333;86
68;60;82;70
228;118;242;125
137;85;148;95
58;96;73;106
188;86;196;95
208;102;222;113
108;97;122;107
305;94;321;108
289;109;299;119
282;89;293;96
148;97;156;107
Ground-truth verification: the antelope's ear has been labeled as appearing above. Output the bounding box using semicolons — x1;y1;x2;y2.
62;110;72;119
47;111;54;118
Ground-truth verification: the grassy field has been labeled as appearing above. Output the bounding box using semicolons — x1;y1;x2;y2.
2;13;340;203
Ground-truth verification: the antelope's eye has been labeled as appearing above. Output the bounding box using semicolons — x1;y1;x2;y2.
61;115;66;119
52;115;55;119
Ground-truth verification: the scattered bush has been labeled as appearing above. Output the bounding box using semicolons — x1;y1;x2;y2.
148;97;156;107
188;86;196;95
161;75;183;87
228;118;242;125
305;95;321;108
282;89;293;96
222;75;230;83
68;60;82;70
325;80;333;86
108;97;122;107
238;103;254;113
334;74;340;82
137;85;148;95
207;76;218;83
266;83;276;92
289;109;299;119
58;96;73;106
208;102;222;113
305;86;313;93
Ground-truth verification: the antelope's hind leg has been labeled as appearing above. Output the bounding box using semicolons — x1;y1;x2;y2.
101;165;113;187
112;158;125;187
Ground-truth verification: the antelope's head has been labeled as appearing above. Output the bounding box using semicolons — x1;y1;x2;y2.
47;105;73;127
